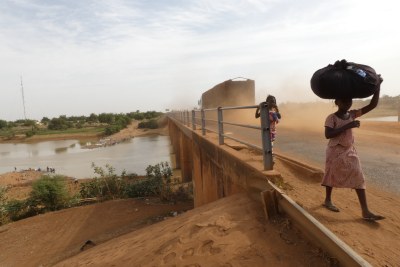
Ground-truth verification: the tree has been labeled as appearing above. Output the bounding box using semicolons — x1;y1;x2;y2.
87;113;98;123
41;117;50;124
98;113;114;124
0;120;7;129
48;118;68;130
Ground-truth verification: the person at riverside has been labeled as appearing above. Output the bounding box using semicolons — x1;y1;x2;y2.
255;95;281;150
322;77;385;221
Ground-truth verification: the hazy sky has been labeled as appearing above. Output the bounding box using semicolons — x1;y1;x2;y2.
1;0;399;121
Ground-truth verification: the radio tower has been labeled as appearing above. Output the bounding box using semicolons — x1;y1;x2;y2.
20;76;27;120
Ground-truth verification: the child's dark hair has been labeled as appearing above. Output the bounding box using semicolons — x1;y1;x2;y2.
266;95;279;113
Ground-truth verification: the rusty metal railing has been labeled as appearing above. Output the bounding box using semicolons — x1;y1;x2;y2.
169;102;273;170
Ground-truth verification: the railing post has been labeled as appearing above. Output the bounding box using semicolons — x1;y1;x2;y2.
260;103;273;170
192;110;196;130
218;107;224;145
186;110;190;126
181;111;184;124
201;109;206;135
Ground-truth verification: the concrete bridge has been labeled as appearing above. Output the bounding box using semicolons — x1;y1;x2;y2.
167;112;372;267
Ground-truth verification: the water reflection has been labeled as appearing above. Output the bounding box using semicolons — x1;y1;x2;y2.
0;136;172;178
55;147;68;154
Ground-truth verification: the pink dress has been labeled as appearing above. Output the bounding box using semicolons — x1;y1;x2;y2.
321;109;366;189
269;111;279;142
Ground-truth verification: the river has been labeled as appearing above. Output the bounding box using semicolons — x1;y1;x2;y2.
0;135;172;178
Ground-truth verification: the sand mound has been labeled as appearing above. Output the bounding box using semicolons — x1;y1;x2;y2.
54;194;330;267
0;198;193;267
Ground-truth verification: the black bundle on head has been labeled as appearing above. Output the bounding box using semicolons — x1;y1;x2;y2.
333;59;348;70
311;59;380;99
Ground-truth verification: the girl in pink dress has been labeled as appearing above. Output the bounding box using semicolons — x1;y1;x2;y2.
322;79;385;221
255;95;281;149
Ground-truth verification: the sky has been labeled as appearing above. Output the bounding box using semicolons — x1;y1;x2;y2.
1;0;399;121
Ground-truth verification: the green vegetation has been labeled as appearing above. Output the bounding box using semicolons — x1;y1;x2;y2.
0;162;192;226
0;186;8;225
138;119;159;129
79;163;129;200
125;162;175;200
0;176;76;223
29;176;70;211
0;110;163;140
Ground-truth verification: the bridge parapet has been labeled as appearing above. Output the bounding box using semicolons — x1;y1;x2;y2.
168;115;372;267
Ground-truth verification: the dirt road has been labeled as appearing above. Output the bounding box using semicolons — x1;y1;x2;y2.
276;118;400;194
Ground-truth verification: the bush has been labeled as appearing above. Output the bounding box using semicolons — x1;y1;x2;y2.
125;177;162;198
29;175;69;211
0;186;8;225
4;199;34;221
79;163;127;200
25;130;36;137
125;162;174;200
138;119;158;129
1;189;37;224
0;120;7;129
104;125;121;136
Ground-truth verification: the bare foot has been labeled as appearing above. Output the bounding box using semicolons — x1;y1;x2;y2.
322;201;340;212
362;212;385;221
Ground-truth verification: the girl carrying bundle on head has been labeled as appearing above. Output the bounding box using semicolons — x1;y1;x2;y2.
322;76;385;221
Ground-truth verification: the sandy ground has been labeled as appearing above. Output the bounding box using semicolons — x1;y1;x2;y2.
0;193;332;267
0;198;194;267
1;115;400;266
54;194;333;267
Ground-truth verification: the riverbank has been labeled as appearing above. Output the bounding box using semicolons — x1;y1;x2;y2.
0;170;81;200
0;116;168;144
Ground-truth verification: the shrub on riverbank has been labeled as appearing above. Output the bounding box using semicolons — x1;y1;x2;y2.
0;162;192;226
29;176;70;211
0;186;8;224
0;175;77;224
80;162;189;202
79;163;128;199
138;119;158;129
125;162;174;200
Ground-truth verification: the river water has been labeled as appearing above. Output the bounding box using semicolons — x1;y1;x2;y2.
0;135;172;178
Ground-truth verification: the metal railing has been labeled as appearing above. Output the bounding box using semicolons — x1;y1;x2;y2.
169;103;273;170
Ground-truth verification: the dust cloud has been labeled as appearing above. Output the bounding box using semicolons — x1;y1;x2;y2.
221;96;336;134
278;101;336;133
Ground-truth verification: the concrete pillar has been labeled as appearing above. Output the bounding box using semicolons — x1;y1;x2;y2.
168;120;181;169
191;136;203;207
179;134;192;182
